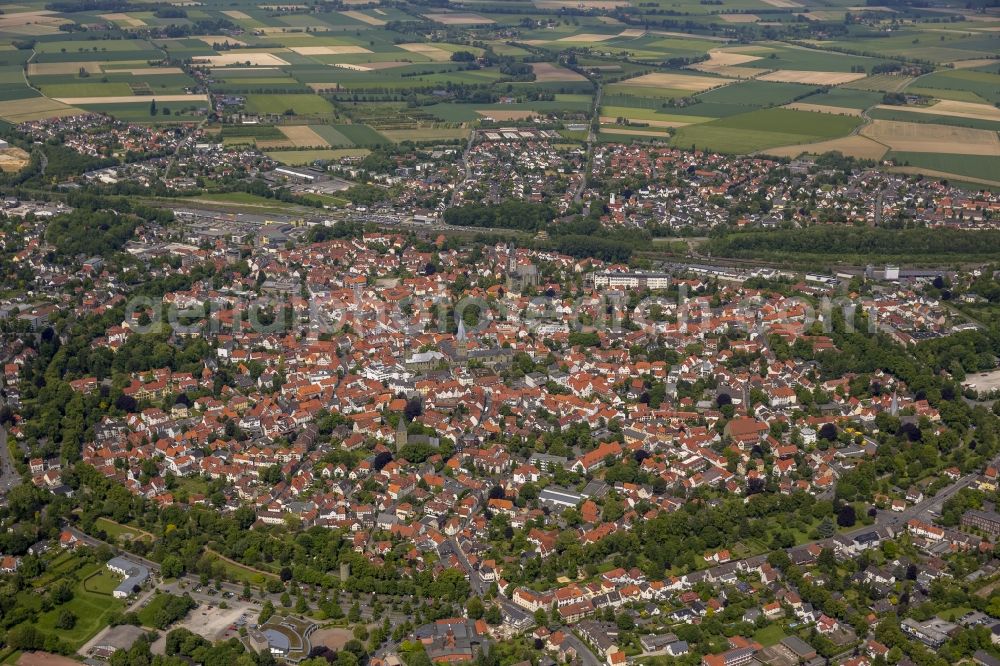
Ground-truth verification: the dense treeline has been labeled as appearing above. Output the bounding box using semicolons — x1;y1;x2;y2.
704;227;1000;261
443;200;556;231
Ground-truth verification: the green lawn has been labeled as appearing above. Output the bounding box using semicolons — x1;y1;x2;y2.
16;560;125;650
95;517;154;542
83;568;124;595
245;94;335;115
754;623;787;647
137;592;170;628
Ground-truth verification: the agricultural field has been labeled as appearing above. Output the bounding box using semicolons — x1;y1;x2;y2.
0;0;992;178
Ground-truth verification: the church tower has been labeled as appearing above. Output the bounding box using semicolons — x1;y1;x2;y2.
396;416;408;452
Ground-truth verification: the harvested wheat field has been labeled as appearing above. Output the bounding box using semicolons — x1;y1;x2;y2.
720;14;760;22
785;103;863;116
764;135;888;160
0;97;80;122
876;100;1000;123
277;125;330;147
28;62;101;76
422;12;494;24
618;29;647;37
620;72;730;92
0;10;70;33
397;43;452;61
760;0;803;7
54;94;208;104
949;58;999;69
291;46;372;55
532;62;587;82
0;147;30;173
478;109;538;120
193;53;290;66
698;49;762;67
556;33;618;42
758;70;867;85
341;10;385;24
861;119;1000;156
221;10;251;19
331;63;372;71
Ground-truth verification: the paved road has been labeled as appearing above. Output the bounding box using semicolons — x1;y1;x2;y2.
563;631;603;666
0;426;23;493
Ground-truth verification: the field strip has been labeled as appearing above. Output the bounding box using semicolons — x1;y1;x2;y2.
762;135;887;160
785;103;863;116
54;94;209;104
192;53;290;66
28;62;101;76
341;10;386;25
397;43;452;61
290;45;372;55
600;115;691;128
874;100;1000;123
278;125;330;147
758;70;867;85
860;119;1000;156
888;166;1000;188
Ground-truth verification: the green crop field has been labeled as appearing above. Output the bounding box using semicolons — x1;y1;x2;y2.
244;94;335;115
671;107;861;153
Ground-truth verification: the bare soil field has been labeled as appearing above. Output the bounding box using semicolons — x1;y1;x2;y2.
556;33;618;42
0;147;31;173
532;62;587;82
949;58;999;69
877;100;1000;122
720;14;760;22
422;12;494;24
278;125;330;147
0;10;70;33
193;53;290;66
861;119;1000;155
290;46;372;55
479;109;538;120
397;43;452;61
313;627;358;651
619;72;730;92
53;94;209;104
763;135;888;160
341;10;386;24
784;103;863;116
758;70;867;84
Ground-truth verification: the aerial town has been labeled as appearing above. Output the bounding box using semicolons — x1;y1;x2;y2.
0;1;998;665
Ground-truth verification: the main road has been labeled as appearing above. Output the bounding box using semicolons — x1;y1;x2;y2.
0;426;22;494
